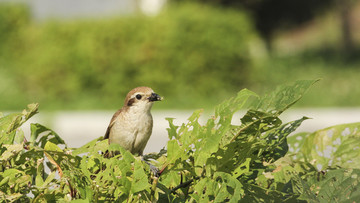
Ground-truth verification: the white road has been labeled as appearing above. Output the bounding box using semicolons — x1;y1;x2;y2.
21;108;360;153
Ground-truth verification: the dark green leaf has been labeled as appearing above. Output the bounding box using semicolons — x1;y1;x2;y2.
30;123;66;148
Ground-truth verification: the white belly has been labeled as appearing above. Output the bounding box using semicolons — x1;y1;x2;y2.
109;111;153;155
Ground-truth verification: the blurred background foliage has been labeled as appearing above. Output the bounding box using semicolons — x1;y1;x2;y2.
0;0;359;110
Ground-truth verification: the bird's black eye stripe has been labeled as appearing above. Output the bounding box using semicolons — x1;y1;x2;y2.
136;94;142;100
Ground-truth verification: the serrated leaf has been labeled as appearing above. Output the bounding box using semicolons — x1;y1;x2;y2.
252;79;319;116
193;90;257;172
166;118;178;140
131;160;150;194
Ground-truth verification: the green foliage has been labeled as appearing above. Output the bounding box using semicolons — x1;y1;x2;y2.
1;80;359;202
0;4;29;48
0;3;254;110
288;122;360;170
1;3;360;110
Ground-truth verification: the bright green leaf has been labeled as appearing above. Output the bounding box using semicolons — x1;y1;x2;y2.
44;141;63;152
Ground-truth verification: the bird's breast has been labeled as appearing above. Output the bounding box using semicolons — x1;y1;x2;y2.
110;111;153;154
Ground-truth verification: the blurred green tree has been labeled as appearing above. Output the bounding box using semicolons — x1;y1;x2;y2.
172;0;358;54
0;3;255;110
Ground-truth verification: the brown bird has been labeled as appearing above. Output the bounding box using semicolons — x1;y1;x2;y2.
104;86;162;155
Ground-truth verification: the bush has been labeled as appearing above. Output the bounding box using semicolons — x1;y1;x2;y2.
1;80;360;202
0;4;29;50
2;3;255;110
0;4;30;109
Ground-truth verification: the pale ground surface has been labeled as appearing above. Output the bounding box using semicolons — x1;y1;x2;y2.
21;108;360;153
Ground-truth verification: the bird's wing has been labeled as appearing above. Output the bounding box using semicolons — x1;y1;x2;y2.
104;109;122;139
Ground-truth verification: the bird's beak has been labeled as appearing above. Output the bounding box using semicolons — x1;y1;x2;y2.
148;93;162;102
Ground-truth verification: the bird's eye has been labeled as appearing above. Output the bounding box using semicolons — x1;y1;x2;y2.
136;94;142;100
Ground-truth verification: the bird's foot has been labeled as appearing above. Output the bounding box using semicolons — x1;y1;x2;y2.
141;156;161;177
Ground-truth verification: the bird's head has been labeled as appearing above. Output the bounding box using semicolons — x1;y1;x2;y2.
124;86;162;112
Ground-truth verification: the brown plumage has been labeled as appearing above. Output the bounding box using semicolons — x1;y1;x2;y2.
104;86;162;155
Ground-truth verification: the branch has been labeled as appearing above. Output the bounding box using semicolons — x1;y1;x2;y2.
171;176;200;194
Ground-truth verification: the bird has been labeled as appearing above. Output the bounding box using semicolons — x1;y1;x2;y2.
104;86;162;156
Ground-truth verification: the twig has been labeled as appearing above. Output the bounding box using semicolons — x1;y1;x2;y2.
171;176;200;194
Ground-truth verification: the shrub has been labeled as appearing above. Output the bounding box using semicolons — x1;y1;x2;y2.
1;80;359;202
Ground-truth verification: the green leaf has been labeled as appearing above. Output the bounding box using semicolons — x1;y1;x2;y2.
193;90;257;172
0;103;38;143
43;171;56;187
23;103;39;120
191;172;244;202
261;116;309;162
290;172;318;201
30;123;66;148
119;145;135;164
131;160;151;194
291;168;360;202
0;176;10;187
223;110;282;145
252;79;319;115
316;168;360;202
0;144;23;161
0;169;31;190
158;170;181;189
213;172;244;202
191;177;213;202
232;158;251;178
289;122;360;170
44;141;63;152
35;173;44;187
167;139;181;162
13;129;25;144
165;118;178;140
2;193;23;202
215;88;257;119
0;117;19;144
71;137;103;156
